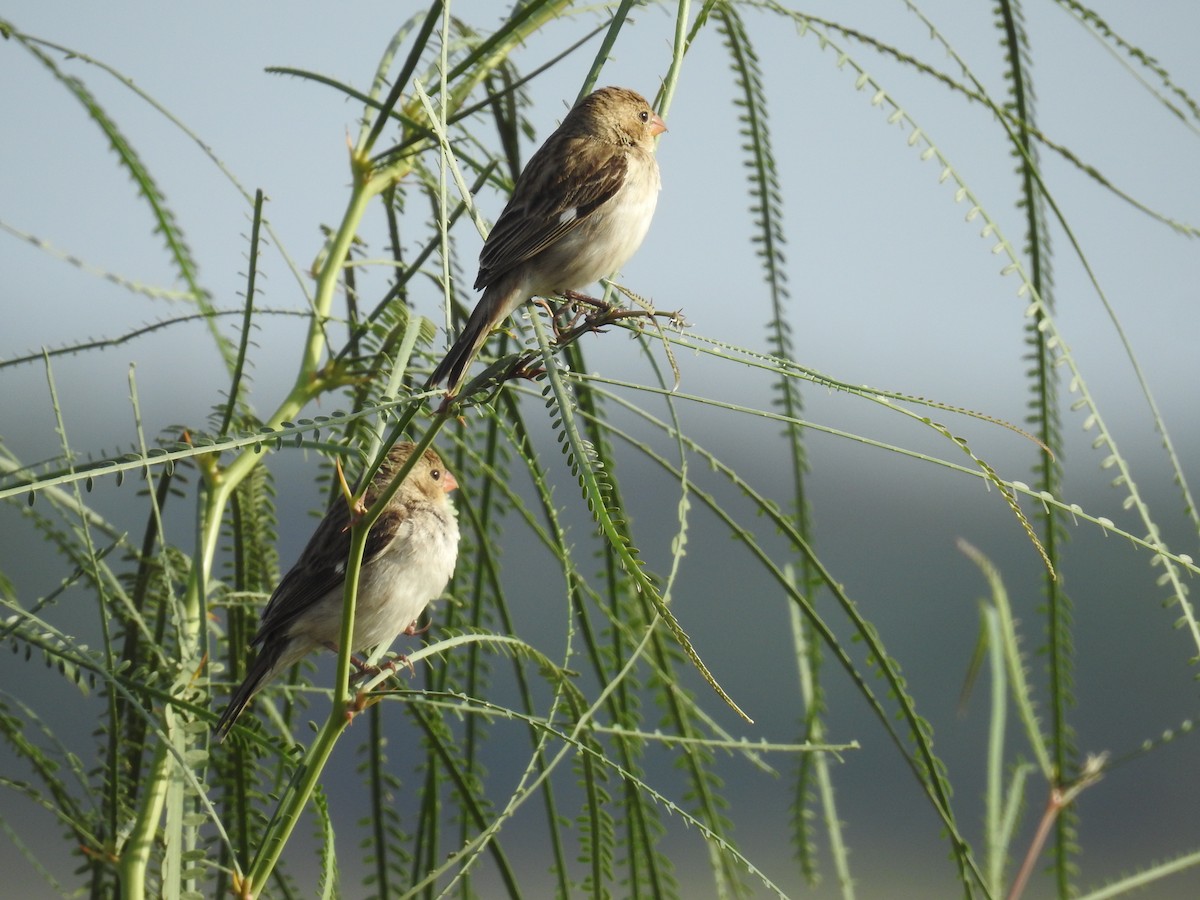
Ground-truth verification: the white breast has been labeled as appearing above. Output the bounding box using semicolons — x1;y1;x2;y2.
531;148;662;294
351;509;460;650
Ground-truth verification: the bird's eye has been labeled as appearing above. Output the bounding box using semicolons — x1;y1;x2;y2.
639;110;649;123
430;469;441;481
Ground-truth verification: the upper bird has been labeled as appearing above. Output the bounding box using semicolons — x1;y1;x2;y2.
214;442;460;741
428;86;666;395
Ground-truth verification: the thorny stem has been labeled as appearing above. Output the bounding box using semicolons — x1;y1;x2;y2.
439;297;687;412
1007;755;1106;900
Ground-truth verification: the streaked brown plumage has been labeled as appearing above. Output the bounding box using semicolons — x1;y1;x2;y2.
428;86;666;394
214;443;459;741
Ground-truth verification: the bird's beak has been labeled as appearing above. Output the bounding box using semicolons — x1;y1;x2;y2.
443;472;459;493
649;113;667;136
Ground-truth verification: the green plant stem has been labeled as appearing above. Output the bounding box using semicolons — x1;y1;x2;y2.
789;576;853;898
243;717;346;897
984;605;1007;895
119;736;172;898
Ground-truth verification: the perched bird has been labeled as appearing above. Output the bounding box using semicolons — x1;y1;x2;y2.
214;442;460;741
428;85;666;394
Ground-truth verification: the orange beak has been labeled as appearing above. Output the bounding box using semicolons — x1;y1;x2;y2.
443;471;459;493
649;113;667;136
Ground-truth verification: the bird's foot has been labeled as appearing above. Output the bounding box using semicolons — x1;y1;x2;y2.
552;290;613;336
344;690;374;725
347;653;413;684
319;641;406;684
561;289;612;312
404;618;431;636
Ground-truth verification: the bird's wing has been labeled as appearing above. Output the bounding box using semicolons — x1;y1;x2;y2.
476;137;629;289
252;505;410;644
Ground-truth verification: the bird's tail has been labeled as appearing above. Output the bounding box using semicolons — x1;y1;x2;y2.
213;640;285;742
427;300;496;395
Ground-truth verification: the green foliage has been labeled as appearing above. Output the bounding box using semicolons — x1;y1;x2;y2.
2;3;1199;899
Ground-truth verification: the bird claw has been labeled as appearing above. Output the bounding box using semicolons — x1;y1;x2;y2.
436;290;685;407
561;289;612;311
345;690;372;724
554;290;615;336
319;642;412;685
347;652;414;684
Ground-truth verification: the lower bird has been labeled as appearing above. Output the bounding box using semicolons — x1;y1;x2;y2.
214;442;460;741
428;85;666;395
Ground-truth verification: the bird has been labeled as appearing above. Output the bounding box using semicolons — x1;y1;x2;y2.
214;442;460;741
428;85;666;394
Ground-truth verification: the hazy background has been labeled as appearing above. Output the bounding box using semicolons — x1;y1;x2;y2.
2;2;1198;896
